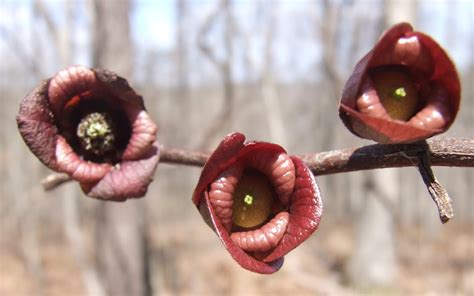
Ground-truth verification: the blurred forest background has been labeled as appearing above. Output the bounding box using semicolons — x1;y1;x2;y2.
0;0;473;295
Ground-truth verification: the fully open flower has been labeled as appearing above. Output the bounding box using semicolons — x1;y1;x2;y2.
192;132;323;274
339;23;460;143
17;66;159;201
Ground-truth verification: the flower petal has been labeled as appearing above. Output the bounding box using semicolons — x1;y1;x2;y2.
230;212;289;252
17;81;59;169
55;136;111;182
240;144;295;206
208;164;243;231
193;132;246;205
48;65;97;117
262;156;322;263
122;109;158;160
81;141;160;201
200;191;284;274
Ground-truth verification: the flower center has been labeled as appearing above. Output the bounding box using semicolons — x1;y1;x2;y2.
232;170;274;229
370;66;419;121
76;112;116;156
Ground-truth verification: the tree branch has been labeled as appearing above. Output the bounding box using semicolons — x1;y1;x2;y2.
300;137;473;175
41;137;473;191
416;150;453;223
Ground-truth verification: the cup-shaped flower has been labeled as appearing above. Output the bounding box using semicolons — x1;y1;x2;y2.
339;23;460;144
17;66;159;201
192;132;323;274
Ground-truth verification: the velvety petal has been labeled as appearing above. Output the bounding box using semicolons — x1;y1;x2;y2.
93;69;145;109
339;22;460;144
81;142;160;201
262;156;322;263
16;80;59;170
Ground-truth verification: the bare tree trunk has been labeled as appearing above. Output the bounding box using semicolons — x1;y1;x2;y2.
348;169;398;288
174;0;191;146
348;0;417;288
197;0;235;148
260;3;287;146
90;1;151;295
63;187;106;296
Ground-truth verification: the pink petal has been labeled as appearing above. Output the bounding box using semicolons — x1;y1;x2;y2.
48;65;97;117
55;136;111;182
122;109;158;160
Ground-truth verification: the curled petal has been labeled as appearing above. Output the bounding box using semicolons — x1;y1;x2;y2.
356;76;390;119
372;34;434;74
200;191;284;274
409;102;447;130
262;157;322;263
48;65;97;117
208;164;243;231
230;212;289;252
122;109;158;160
192;133;246;205
242;150;295;206
409;83;450;129
55;136;111;182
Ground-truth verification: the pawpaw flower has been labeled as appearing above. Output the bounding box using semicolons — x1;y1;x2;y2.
17;65;159;201
339;23;460;144
192;132;323;274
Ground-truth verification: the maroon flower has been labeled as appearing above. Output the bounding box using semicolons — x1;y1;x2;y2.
192;132;323;274
339;23;460;144
17;65;159;201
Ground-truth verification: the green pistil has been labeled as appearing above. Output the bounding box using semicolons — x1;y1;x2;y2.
393;87;407;101
243;194;254;206
77;112;115;156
